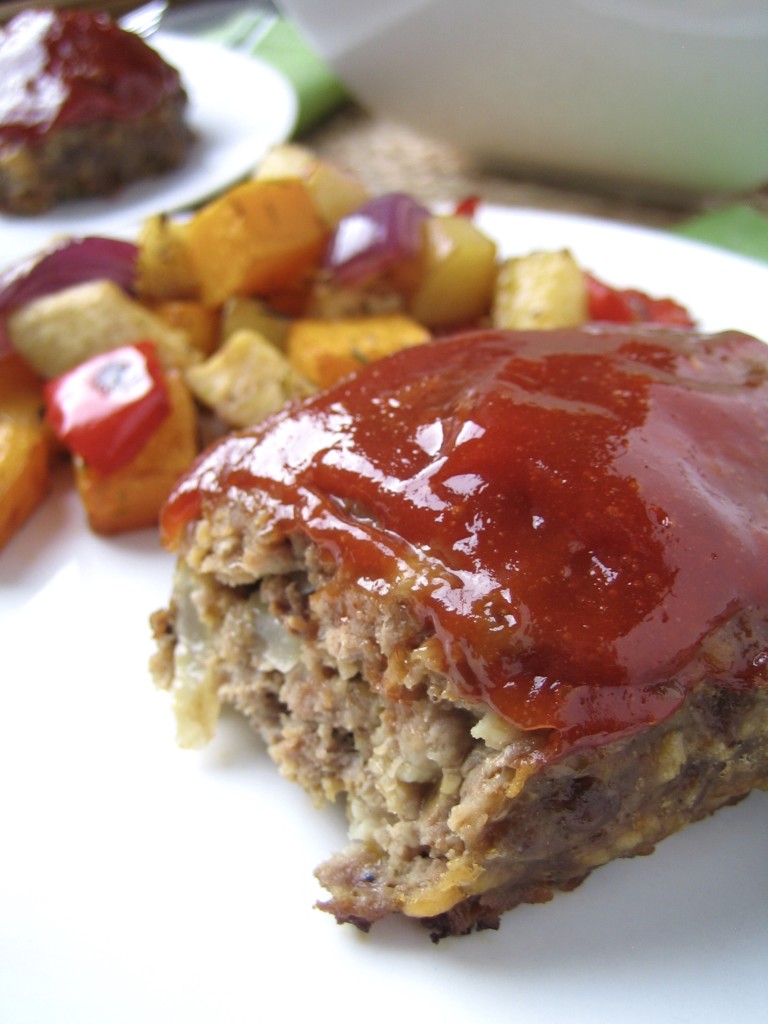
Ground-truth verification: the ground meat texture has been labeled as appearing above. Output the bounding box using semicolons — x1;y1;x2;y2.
151;325;768;938
151;549;768;939
0;96;192;215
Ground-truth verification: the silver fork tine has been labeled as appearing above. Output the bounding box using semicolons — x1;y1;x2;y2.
119;0;169;37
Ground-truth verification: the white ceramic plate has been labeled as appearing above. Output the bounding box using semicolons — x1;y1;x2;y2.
1;208;766;1024
0;32;297;267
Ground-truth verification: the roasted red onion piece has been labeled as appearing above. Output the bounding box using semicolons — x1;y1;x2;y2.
0;236;139;355
324;192;430;287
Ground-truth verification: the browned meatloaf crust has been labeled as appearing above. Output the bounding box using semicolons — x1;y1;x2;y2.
0;95;192;215
151;324;768;939
0;9;193;215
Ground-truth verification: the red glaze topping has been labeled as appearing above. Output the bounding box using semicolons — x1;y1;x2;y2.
163;326;768;755
0;9;185;144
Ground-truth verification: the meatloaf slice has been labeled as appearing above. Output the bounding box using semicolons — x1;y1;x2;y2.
0;96;192;215
0;9;193;215
151;325;768;938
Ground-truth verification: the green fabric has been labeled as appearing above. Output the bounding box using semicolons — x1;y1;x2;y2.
672;205;768;264
201;11;349;137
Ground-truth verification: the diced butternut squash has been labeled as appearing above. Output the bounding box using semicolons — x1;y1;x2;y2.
150;300;220;358
407;214;497;328
74;370;198;534
492;249;588;330
185;179;330;308
186;328;312;428
256;143;370;227
287;314;431;389
0;355;51;550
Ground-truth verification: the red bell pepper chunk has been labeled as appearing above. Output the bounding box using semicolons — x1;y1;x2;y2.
44;341;171;475
454;195;481;218
585;272;694;328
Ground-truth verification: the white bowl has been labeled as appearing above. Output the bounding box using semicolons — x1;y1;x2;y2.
280;0;768;200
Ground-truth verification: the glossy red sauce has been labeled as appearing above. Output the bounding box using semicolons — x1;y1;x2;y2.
163;326;768;755
0;9;184;143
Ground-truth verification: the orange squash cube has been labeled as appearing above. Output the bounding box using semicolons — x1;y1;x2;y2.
287;314;431;389
0;355;52;550
150;300;220;358
185;179;329;308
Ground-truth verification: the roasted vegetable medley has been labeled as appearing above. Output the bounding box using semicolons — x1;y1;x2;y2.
0;144;693;549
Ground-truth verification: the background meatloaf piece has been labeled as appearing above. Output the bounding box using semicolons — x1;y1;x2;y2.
0;94;192;215
0;8;193;215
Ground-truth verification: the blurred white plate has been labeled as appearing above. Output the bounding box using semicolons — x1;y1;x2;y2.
0;32;297;267
1;208;766;1024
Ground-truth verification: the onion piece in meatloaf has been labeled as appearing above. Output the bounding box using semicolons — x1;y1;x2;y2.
151;324;768;939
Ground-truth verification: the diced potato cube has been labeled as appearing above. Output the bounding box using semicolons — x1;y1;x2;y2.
256;143;370;227
0;355;51;550
492;249;587;330
307;280;405;321
407;214;497;328
220;297;290;350
287;314;431;389
185;178;329;308
7;280;195;378
186;328;313;428
135;215;200;302
74;370;198;535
